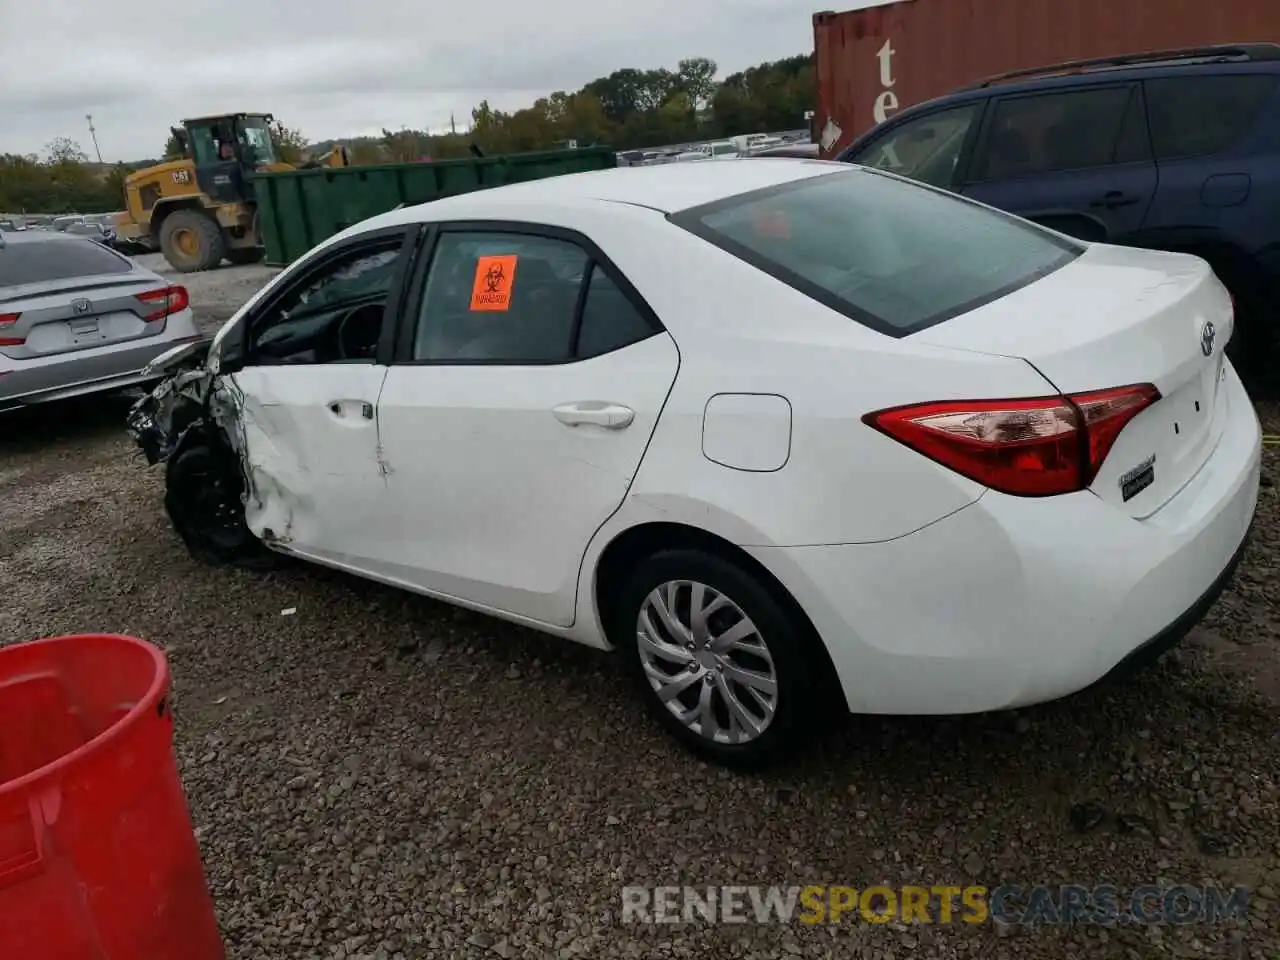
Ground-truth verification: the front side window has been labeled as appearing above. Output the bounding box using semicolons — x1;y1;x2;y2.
1145;74;1278;161
247;241;404;364
238;120;279;166
971;86;1137;181
671;168;1079;336
188;126;217;166
847;104;981;188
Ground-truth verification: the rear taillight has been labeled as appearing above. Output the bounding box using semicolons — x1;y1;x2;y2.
863;383;1160;497
0;312;20;347
137;285;190;321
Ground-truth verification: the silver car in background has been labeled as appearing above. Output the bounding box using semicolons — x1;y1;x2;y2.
0;231;204;412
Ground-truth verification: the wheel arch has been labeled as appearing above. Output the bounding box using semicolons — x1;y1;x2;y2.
591;521;846;713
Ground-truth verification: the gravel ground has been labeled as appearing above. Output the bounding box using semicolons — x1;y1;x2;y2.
1;304;1277;956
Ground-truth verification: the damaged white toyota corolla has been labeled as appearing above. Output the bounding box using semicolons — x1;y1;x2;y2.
127;160;1262;768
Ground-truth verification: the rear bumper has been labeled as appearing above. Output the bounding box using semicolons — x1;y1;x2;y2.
0;310;202;409
750;363;1262;715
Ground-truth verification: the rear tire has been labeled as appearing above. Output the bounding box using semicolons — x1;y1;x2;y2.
164;443;277;570
159;209;226;273
609;548;823;769
225;247;265;266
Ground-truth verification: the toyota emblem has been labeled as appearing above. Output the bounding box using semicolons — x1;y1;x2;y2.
72;297;92;315
1199;320;1216;357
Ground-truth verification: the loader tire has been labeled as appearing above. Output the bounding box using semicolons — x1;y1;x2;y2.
226;247;265;266
160;209;226;273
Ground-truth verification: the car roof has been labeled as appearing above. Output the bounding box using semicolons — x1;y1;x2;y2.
370;159;845;228
868;44;1280;134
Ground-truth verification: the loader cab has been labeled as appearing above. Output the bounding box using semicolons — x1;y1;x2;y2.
177;113;279;205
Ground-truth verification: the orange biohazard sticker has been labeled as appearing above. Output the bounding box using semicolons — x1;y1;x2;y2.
469;255;518;311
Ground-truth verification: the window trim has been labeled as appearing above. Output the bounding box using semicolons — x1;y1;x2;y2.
218;224;420;372
390;219;665;367
667;167;1082;339
964;81;1144;185
840;99;989;190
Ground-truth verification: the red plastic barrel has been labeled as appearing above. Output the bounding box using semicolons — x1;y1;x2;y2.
0;634;225;960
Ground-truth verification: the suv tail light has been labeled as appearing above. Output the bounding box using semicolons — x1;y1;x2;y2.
137;285;190;321
863;384;1160;497
0;312;20;347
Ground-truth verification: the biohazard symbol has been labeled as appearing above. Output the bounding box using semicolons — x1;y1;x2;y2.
469;255;518;311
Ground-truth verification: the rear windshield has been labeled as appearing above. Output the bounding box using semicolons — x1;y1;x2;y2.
0;239;132;286
669;168;1080;336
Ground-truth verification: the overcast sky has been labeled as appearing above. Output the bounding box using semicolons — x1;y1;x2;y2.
0;0;852;162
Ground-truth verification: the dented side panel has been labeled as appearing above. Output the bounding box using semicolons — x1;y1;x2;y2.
227;365;390;565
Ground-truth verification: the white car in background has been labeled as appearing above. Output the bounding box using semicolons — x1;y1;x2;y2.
127;160;1261;768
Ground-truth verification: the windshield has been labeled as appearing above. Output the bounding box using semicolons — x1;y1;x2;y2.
238;119;279;165
670;168;1080;337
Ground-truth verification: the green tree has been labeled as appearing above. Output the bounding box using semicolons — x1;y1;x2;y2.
271;123;309;165
45;137;87;164
163;129;185;159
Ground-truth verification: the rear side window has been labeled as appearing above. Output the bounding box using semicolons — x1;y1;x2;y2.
670;168;1079;336
1144;75;1278;160
972;86;1141;181
577;266;655;359
0;239;131;286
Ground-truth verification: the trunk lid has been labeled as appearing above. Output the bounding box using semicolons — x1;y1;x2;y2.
0;276;175;360
914;243;1234;517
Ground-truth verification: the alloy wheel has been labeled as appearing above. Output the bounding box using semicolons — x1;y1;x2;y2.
635;580;779;745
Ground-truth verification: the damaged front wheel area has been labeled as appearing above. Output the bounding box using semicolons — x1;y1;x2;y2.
165;440;279;571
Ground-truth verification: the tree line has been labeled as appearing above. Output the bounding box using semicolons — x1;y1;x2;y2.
1;52;813;212
351;53;814;162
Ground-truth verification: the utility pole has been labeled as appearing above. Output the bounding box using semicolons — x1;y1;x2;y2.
85;114;103;163
450;113;457;136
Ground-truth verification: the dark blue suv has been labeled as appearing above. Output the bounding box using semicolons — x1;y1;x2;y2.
836;44;1280;391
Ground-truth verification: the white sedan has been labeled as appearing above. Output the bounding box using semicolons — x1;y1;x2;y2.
127;160;1262;767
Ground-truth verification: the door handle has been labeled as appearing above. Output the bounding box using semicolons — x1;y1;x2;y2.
552;402;635;429
1091;191;1139;209
328;400;374;420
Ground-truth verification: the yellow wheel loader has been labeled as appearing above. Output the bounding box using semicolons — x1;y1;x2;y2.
114;113;349;273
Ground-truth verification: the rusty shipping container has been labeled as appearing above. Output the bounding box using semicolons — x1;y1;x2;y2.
813;0;1280;157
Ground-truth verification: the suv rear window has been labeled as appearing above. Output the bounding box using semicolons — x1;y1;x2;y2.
0;239;132;286
670;168;1080;336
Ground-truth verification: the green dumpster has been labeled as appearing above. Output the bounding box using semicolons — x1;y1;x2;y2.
253;146;617;266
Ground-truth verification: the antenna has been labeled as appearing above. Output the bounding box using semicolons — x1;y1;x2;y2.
85;114;103;163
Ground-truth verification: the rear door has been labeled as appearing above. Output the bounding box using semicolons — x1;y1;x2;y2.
0;239;176;359
220;226;419;566
1137;72;1280;351
372;223;678;627
960;83;1157;244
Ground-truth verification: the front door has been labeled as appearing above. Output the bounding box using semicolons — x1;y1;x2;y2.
225;228;416;566
960;83;1157;244
372;225;679;626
